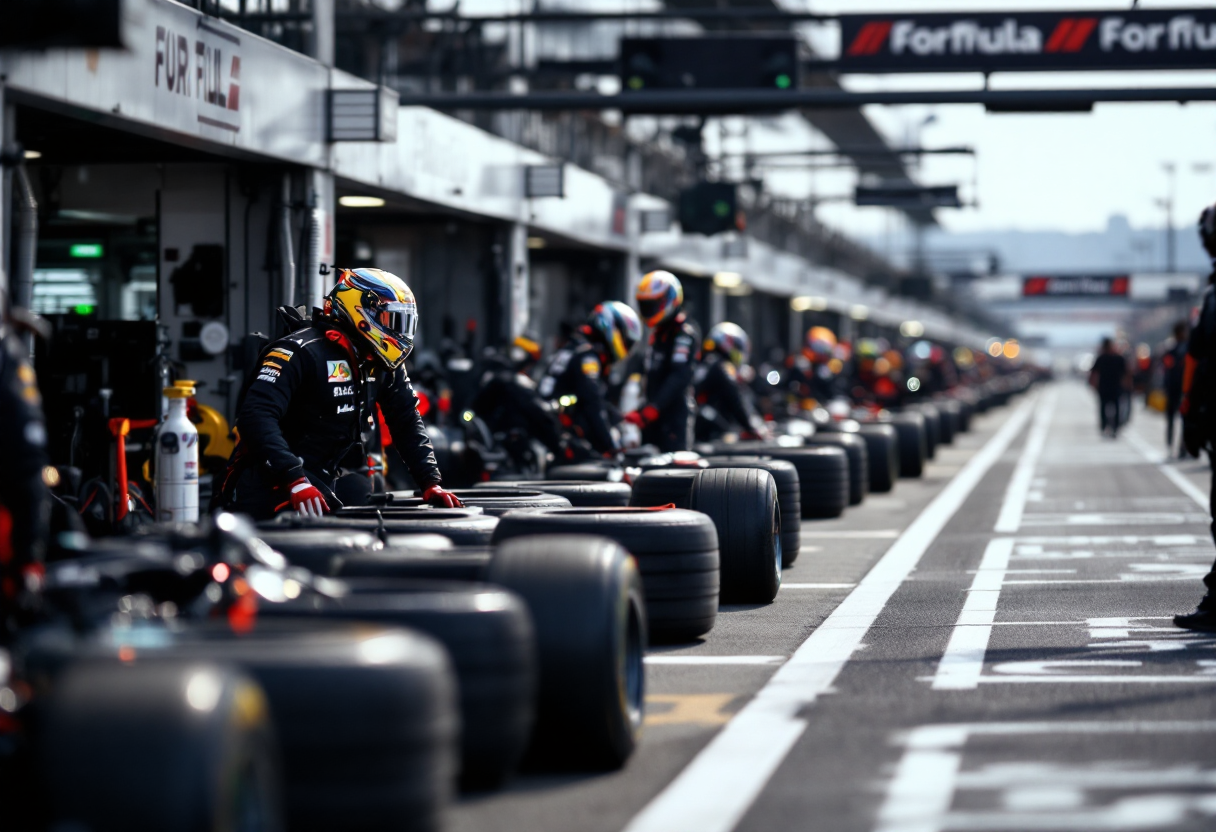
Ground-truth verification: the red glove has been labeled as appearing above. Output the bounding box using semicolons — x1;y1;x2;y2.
624;406;659;428
287;477;328;517
422;483;464;508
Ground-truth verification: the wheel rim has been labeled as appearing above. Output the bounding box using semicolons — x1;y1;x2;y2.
773;506;783;580
623;597;645;730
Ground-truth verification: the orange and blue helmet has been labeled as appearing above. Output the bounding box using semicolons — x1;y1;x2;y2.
636;270;684;327
586;301;642;363
805;326;837;363
704;322;750;365
325;268;418;370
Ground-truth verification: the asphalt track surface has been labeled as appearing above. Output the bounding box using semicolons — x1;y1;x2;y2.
453;380;1216;832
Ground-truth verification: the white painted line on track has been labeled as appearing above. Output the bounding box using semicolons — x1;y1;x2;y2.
804;530;901;539
645;656;785;666
994;390;1057;533
781;582;857;589
876;721;1216;832
931;538;1013;691
1124;428;1210;510
621;397;1037;832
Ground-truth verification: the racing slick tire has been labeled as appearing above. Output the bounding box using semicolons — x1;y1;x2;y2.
889;413;928;479
375;490;572;516
703;457;801;566
475;480;632;508
488;536;646;769
690;469;782;604
545;463;625;482
627;468;700;509
39;660;283;832
332;536;648;769
742;447;848;519
915;404;941;459
267;510;499;547
805;433;869;506
31;623;458;832
264;582;535;790
491;508;718;642
855;425;899;494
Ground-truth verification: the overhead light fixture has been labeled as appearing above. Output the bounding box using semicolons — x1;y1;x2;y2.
900;320;925;338
23;150;42;160
526;237;547;249
791;295;828;312
850;304;869;321
339;195;386;208
713;271;743;289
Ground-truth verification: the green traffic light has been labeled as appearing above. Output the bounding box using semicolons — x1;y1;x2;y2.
628;76;645;90
775;74;792;89
712;200;730;218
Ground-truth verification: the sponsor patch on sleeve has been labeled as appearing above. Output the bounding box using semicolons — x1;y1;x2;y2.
581;356;601;377
267;349;294;362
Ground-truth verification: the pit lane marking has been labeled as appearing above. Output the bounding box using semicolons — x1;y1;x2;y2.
875;721;1216;832
622;397;1037;832
645;694;736;726
994;390;1056;533
645;656;785;666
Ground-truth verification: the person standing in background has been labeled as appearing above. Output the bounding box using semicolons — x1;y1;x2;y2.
1163;321;1190;457
1175;203;1216;631
1089;337;1130;438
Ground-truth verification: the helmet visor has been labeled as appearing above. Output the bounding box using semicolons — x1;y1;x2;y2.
638;297;665;324
378;302;418;343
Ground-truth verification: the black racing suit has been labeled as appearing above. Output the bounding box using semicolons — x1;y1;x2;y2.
642;313;700;452
0;328;48;635
538;334;619;457
1186;279;1216;599
695;353;759;441
472;354;563;454
220;321;442;519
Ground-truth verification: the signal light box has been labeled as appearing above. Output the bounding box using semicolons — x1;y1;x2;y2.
620;36;799;92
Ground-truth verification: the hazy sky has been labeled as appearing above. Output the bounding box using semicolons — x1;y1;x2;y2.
779;0;1216;236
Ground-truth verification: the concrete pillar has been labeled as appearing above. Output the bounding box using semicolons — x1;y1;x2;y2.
710;286;726;327
304;168;335;308
789;304;802;356
507;222;530;340
311;0;335;67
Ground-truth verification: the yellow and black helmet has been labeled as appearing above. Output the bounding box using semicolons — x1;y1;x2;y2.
324;268;419;369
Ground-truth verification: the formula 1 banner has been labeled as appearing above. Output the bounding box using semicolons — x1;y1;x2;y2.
840;9;1216;72
1023;275;1130;298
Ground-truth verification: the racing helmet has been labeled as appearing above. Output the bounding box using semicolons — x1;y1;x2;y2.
511;332;543;366
805;326;837;362
1201;202;1216;259
636;271;684;327
586;301;642;363
704;322;751;365
325;268;418;370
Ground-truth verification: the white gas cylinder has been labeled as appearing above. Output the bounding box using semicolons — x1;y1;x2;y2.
157;382;199;522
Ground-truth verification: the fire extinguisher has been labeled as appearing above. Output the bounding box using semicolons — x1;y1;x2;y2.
157;381;199;522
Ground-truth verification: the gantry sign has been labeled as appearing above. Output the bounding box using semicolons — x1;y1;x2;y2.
840;9;1216;73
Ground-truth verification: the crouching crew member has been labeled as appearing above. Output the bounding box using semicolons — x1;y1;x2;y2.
695;322;768;441
219;268;462;518
539;301;642;460
628;271;701;452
